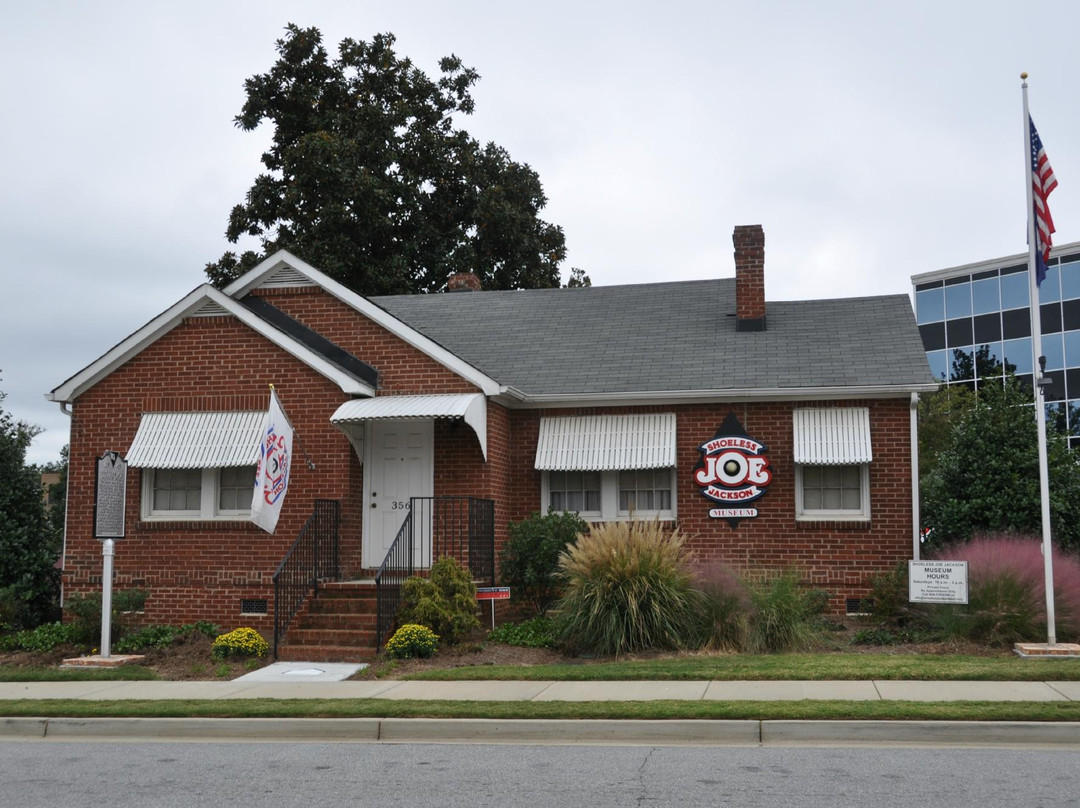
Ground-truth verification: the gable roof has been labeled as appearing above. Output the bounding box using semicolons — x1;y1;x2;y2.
48;285;376;405
372;279;938;402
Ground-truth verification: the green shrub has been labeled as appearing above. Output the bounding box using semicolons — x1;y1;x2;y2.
0;620;77;652
63;589;148;645
743;569;826;653
554;520;703;656
113;621;220;653
397;557;480;644
385;623;439;659
488;616;558;648
210;627;269;659
501;511;588;616
864;561;914;628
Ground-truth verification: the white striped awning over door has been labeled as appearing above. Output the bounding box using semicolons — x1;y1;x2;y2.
793;407;872;465
534;413;677;471
126;411;264;469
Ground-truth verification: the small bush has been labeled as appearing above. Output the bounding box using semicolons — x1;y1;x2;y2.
864;561;914;628
554;520;703;656
397;557;480;644
925;534;1080;645
501;511;588;616
743;569;826;653
488;616;558;648
694;562;750;651
113;621;220;653
63;589;148;645
385;624;439;659
210;627;269;659
0;620;77;652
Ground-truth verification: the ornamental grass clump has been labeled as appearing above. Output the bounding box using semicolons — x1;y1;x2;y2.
385;623;439;659
742;568;827;653
927;534;1080;645
210;627;269;659
554;520;704;656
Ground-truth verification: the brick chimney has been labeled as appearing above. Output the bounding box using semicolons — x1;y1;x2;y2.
447;272;481;292
733;224;766;332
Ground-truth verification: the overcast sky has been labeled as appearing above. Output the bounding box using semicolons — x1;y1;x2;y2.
4;0;1079;465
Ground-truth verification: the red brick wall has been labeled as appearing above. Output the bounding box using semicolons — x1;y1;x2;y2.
64;314;357;636
506;399;913;612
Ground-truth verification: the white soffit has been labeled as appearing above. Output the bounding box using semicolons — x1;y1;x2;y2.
330;393;487;460
126;411;264;469
535;413;676;471
793;407;873;464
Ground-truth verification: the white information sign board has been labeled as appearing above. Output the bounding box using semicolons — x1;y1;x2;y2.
909;561;968;604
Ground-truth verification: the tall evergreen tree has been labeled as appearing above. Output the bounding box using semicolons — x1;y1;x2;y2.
0;380;60;629
206;25;579;295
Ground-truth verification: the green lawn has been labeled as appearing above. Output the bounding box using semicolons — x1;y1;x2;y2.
382;652;1080;682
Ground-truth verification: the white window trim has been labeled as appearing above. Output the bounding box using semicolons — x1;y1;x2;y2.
141;468;253;522
542;468;677;522
794;463;871;522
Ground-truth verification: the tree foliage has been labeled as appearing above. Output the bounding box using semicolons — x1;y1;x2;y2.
206;25;582;295
921;377;1080;553
500;510;588;616
0;380;60;629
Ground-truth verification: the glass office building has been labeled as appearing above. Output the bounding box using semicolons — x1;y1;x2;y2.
911;240;1080;448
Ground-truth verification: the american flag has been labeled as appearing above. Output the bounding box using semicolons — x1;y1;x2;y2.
1030;116;1058;286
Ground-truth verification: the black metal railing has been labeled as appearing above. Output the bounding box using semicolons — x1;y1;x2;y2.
272;499;340;658
374;496;495;648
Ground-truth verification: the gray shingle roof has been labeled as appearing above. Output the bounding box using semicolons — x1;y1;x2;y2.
371;278;937;397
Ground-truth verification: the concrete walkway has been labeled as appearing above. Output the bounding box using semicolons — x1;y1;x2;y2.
1;678;1080;702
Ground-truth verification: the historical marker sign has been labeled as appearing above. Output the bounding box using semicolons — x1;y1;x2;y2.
909;561;968;604
94;451;128;539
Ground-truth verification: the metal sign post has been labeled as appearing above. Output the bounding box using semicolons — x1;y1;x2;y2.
94;452;128;659
476;587;511;629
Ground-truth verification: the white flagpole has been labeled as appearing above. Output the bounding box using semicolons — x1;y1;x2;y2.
1021;72;1057;646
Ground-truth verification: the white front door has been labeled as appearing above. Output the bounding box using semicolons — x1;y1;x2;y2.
362;419;434;569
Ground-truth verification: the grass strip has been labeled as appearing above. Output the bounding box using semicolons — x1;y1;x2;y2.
393;653;1080;682
0;665;160;682
1;698;1079;722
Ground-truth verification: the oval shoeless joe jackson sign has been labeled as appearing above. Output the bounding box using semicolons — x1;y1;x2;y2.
694;412;771;528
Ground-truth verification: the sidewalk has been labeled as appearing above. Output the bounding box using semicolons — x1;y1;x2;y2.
2;678;1079;702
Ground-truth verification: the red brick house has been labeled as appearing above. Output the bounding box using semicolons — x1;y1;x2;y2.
49;225;936;659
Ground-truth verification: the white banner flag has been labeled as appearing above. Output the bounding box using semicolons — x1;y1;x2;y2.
251;389;294;534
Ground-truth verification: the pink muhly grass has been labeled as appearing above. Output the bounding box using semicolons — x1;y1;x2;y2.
931;533;1080;641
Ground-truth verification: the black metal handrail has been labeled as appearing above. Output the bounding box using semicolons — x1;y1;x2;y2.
272;499;340;658
374;496;495;648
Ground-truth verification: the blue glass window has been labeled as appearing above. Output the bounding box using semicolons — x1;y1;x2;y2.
1004;337;1033;375
944;282;972;318
1070;401;1080;437
948;347;974;381
974;343;1004;378
1061;260;1080;300
971;277;1000;315
1000;272;1030;308
1039;263;1062;304
926;350;948;381
916;287;944;324
1042;333;1065;371
1064;330;1080;367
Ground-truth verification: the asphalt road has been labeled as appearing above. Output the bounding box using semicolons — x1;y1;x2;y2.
4;741;1079;808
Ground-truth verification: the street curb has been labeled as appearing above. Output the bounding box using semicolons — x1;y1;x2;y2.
2;717;1079;746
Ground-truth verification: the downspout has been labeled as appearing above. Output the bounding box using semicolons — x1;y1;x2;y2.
56;401;72;606
910;392;920;561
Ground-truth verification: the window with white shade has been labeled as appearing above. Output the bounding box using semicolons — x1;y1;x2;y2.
536;414;677;520
793;408;872;520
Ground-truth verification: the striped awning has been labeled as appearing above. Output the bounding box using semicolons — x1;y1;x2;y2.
126;411;264;469
330;393;487;460
534;413;676;471
793;407;872;465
